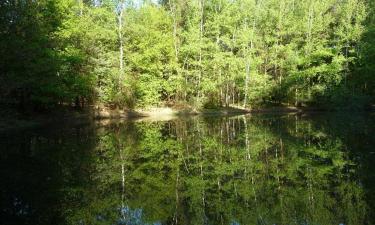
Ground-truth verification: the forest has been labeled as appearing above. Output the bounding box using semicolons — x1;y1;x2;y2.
1;0;375;112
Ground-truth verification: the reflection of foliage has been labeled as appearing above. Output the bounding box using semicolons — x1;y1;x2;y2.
64;115;370;225
1;115;374;225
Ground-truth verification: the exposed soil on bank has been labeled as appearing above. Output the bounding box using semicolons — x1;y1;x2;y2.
1;104;374;131
93;106;252;119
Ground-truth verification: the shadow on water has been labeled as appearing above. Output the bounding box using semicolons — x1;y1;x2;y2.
0;113;375;225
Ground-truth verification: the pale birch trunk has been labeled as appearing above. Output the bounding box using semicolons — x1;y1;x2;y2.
198;0;204;99
118;1;125;88
244;59;250;108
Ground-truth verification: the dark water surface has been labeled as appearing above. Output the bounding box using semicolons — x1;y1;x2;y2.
1;113;375;225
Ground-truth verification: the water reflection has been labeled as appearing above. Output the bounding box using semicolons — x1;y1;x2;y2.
0;114;374;225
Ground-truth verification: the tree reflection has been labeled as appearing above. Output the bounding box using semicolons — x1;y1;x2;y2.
1;114;374;225
69;115;371;225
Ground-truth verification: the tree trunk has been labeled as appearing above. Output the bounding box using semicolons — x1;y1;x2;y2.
244;59;250;108
118;1;125;88
169;0;179;59
198;0;204;99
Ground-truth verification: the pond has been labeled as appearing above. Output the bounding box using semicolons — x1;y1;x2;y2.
1;113;375;225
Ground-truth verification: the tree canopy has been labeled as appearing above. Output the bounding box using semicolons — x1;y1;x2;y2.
1;0;374;111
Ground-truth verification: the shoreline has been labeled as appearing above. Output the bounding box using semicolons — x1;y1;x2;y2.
1;105;374;131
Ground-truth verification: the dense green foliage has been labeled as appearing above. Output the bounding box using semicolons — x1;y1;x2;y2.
0;0;374;110
1;114;375;224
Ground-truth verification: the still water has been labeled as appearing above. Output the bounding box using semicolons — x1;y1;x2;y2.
1;113;375;225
